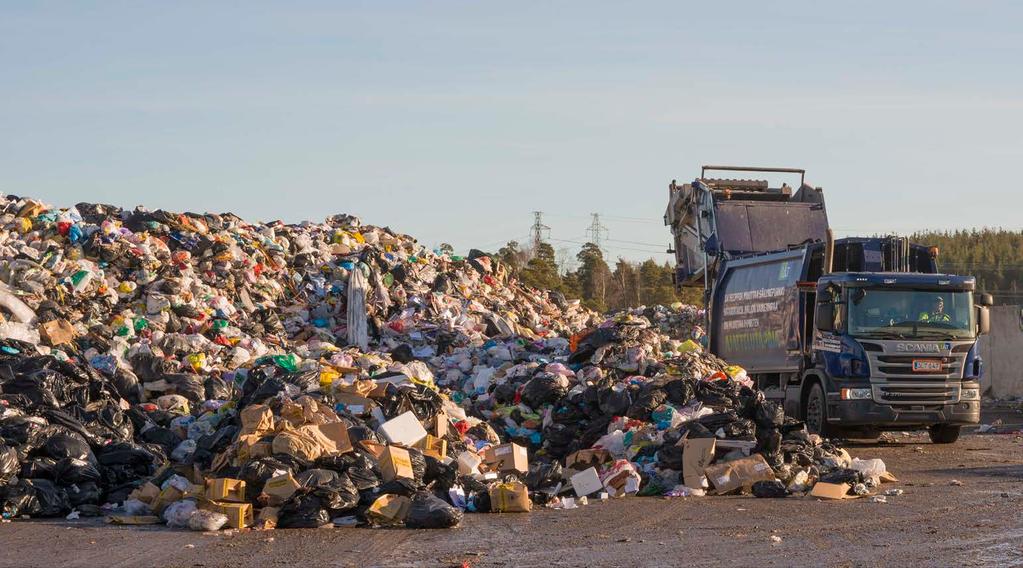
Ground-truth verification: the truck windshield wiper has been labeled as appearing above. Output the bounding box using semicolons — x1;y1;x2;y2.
856;330;905;339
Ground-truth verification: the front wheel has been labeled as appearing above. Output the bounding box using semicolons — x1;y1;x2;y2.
805;383;830;436
929;424;961;444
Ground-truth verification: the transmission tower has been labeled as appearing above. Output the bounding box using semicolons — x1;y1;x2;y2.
530;211;550;254
586;213;609;257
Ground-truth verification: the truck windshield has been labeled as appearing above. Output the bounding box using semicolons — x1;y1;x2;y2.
846;289;975;339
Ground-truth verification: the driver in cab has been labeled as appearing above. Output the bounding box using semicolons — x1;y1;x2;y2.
919;296;951;323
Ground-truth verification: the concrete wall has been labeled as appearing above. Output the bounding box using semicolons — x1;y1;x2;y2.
978;305;1023;399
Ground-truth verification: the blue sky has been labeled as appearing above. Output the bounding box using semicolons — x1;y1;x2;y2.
2;1;1020;263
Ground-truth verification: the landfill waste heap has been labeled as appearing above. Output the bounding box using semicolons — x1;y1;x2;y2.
0;197;895;531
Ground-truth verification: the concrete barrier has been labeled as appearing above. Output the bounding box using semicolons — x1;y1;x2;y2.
978;304;1023;399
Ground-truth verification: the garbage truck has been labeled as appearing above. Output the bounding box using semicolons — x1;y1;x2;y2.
664;166;990;443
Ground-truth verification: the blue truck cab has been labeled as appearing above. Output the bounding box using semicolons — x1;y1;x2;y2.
665;166;990;443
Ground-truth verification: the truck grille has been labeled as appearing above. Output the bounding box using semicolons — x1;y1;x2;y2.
865;352;966;380
872;383;960;405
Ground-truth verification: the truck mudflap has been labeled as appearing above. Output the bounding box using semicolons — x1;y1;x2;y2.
826;398;980;428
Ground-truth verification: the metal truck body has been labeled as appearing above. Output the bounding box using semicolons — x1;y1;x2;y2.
665;166;989;442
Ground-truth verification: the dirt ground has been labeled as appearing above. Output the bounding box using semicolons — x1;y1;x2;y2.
4;416;1023;568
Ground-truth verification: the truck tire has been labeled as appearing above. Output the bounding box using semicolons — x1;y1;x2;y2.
805;383;830;437
929;424;961;444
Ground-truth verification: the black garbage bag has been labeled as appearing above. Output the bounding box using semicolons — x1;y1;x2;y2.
819;468;862;485
597;384;632;416
75;402;134;444
240;376;287;407
21;457;58;479
24;478;71;517
67;481;102;507
378;383;443;422
754;400;785;428
542;423;580;459
204;376;232;401
492;382;518;405
277;494;330;528
390;344;415;364
375;478;419;497
97;442;156;467
1;479;40;517
110;368;141;404
163;373;206;403
521;372;570;409
346;462;382;491
628;385;668;421
140;426;182;454
192;424;238;467
656;445;684;470
282;369;320;393
40;409;101;447
405;491;463;529
524;460;563;491
751;480;789;498
295;469;360;512
664;378;697;406
54;457;102;485
423;455;457;491
43;431;96;464
568;327;619;365
0;445;18;483
1;416;47;456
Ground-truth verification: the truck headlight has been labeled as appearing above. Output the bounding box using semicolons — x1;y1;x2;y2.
841;388;872;400
961;388;980;401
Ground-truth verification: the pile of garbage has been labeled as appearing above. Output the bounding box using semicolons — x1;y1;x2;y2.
0;196;894;531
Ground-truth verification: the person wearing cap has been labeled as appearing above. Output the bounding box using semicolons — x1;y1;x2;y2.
919;296;951;323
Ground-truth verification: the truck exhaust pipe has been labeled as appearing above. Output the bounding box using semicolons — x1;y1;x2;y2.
824;229;835;275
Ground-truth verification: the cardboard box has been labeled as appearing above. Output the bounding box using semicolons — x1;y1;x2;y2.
565;448;612;474
417;434;448;461
357;440;388;461
205;478;247;503
39;319;75;346
456;450;482;475
377;411;428;447
201;500;253;529
489;481;532;512
133;482;161;504
484;443;528;474
570;467;603;497
810;482;857;500
262;473;300;506
235;434;272;465
432;411;449;439
681;437;716;489
377;445;414;482
366;494;411;526
704;454;775;495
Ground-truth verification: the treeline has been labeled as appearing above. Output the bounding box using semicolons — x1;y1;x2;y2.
912;228;1023;305
492;241;702;312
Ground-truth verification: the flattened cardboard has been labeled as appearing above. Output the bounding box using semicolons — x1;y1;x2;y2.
317;421;353;455
484;443;528;474
681;437;716;489
240;404;275;436
377;445;414;482
704;454;775;494
810;482;858;500
40;319;75;346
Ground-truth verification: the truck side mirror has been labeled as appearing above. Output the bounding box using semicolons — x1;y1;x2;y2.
978;293;993;307
977;306;990;335
815;303;835;332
